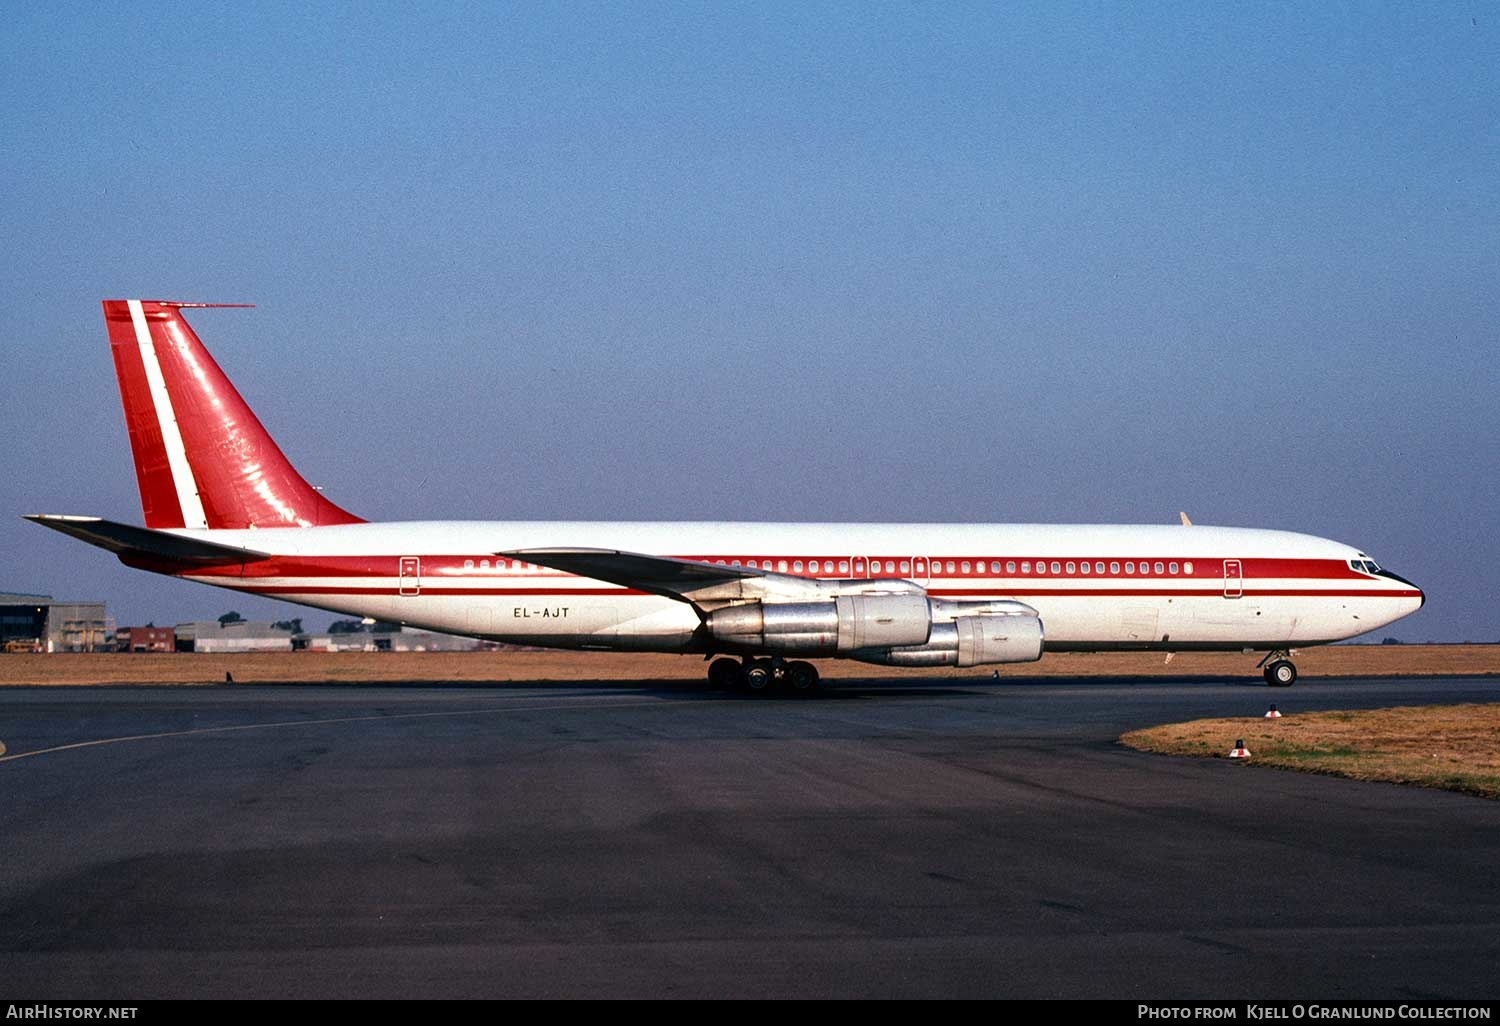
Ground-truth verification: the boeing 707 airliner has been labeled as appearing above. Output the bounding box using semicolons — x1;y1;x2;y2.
25;301;1424;691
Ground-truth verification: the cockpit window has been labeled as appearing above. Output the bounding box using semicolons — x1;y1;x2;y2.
1351;559;1383;574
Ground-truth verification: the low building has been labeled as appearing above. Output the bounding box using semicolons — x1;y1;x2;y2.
174;621;294;653
115;626;176;653
299;633;378;653
0;593;109;652
299;627;482;653
48;603;110;653
1;593;51;652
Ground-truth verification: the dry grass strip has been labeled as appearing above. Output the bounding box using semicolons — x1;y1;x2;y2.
1121;703;1500;799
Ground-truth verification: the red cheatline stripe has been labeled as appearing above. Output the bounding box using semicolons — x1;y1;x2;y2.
213;583;1419;600
221;585;641;596
931;588;1421;599
230;554;1375;581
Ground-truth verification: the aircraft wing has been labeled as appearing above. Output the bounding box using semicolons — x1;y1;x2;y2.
500;547;770;606
24;514;272;563
500;546;925;611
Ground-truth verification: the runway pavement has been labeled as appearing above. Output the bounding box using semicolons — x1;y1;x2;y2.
1;675;1497;999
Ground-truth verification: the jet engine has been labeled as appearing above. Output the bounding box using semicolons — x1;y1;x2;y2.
855;607;1044;667
704;593;932;654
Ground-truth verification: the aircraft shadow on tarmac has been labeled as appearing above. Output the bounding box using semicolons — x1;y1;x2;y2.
220;674;1297;700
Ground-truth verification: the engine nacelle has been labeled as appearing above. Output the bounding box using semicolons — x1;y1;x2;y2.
855;612;1044;667
705;594;931;655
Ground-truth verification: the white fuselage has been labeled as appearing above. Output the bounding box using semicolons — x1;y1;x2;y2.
168;520;1423;654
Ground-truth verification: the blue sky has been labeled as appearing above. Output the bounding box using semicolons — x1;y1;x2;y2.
3;2;1496;641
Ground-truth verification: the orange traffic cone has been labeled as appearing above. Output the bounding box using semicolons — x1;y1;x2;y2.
1265;704;1282;719
1229;738;1251;759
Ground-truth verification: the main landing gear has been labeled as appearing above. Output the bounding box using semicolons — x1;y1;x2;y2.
1258;650;1298;687
707;657;821;696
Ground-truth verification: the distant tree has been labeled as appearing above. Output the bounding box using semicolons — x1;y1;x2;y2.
328;619;365;634
218;611;245;626
371;620;402;634
272;618;304;634
1381;637;1404;645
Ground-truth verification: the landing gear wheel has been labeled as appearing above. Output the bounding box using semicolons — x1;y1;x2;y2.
785;660;820;694
742;660;774;694
707;658;742;690
1265;660;1297;687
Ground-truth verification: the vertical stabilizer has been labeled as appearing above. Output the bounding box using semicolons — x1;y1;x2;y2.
102;300;364;530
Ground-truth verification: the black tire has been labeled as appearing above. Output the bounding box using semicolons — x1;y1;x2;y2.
1266;660;1297;687
785;660;820;694
707;657;742;690
743;661;774;694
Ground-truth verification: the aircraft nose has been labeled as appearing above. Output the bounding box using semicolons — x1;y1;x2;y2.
1383;569;1424;610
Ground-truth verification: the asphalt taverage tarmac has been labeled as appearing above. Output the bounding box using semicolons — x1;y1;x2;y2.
1;675;1498;999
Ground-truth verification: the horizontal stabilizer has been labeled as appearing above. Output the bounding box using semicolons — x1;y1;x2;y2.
23;515;271;563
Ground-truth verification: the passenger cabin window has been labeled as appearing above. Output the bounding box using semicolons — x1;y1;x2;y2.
1154;561;1164;574
1050;561;1061;573
778;560;789;573
961;561;971;574
1094;561;1104;574
1065;561;1076;574
793;560;804;573
839;560;850;574
1184;562;1194;574
946;561;956;574
1125;562;1135;574
1169;562;1179;574
900;561;911;574
1035;562;1045;575
1022;561;1031;574
464;559;474;569
1006;561;1016;574
1110;562;1120;574
1080;561;1090;575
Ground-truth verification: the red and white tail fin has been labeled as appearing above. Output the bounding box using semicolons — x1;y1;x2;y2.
102;300;364;530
